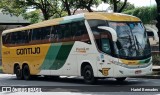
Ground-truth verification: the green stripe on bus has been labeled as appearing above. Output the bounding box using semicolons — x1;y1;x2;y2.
139;57;151;64
49;42;74;70
40;42;74;70
40;43;62;70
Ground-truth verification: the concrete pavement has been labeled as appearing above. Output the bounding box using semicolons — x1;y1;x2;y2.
0;66;160;79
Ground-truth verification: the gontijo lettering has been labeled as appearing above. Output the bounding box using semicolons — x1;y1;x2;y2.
16;47;40;55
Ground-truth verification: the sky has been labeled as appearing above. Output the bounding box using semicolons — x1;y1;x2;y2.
26;0;157;12
93;0;157;11
125;0;156;7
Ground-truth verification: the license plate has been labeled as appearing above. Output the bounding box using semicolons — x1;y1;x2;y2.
135;70;142;74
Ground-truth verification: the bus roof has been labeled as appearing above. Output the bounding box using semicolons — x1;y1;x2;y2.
2;12;141;34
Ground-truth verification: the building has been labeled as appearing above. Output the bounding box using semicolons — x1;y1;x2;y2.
0;13;30;60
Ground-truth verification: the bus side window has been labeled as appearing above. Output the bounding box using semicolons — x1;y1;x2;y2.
71;22;79;41
72;21;90;44
28;30;32;43
63;24;73;42
50;26;59;43
16;31;28;44
57;25;64;42
41;26;51;43
2;33;11;45
79;21;90;44
24;30;29;43
10;32;18;44
31;28;42;44
101;38;111;54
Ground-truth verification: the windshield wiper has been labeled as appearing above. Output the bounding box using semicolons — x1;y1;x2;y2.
134;36;144;56
134;36;143;50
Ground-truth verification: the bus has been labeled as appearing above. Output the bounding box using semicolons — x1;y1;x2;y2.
1;12;158;84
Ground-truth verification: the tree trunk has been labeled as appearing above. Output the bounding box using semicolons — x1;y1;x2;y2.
41;9;49;20
155;0;160;51
118;0;127;13
65;0;71;15
113;0;117;12
86;6;93;12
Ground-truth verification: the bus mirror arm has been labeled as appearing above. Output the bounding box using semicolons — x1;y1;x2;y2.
98;26;117;42
145;26;159;42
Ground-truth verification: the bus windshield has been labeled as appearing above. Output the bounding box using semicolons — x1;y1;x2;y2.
109;22;151;59
88;20;151;60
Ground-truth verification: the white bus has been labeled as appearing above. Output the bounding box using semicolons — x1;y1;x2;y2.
2;12;158;84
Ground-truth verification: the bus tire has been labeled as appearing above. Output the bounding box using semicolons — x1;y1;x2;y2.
83;65;96;84
15;65;23;80
116;77;126;82
23;65;31;80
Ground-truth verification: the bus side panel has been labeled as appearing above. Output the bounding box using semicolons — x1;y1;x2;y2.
38;42;76;76
2;44;51;75
71;42;98;77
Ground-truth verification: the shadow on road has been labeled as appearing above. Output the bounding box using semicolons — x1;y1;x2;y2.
2;75;155;92
11;75;145;86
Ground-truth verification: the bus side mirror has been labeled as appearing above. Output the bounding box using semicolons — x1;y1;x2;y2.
145;26;159;42
98;26;117;42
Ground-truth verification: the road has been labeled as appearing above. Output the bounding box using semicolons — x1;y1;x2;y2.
0;74;160;95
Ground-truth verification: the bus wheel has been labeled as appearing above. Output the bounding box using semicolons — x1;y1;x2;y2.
116;77;126;82
15;65;23;80
83;65;96;84
23;65;31;80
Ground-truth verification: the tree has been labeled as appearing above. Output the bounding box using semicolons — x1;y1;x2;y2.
117;1;135;12
155;0;160;50
77;0;100;12
124;6;157;24
61;0;73;15
22;10;42;23
23;0;64;20
102;0;128;12
0;0;26;16
61;0;100;15
0;0;65;20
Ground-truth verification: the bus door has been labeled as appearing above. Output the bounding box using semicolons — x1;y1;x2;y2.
95;32;114;77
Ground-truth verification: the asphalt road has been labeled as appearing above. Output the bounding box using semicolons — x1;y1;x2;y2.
0;74;160;95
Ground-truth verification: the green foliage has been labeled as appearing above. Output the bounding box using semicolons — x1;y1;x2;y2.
0;0;66;21
0;0;26;16
0;0;101;23
22;10;42;24
124;6;157;24
152;54;160;66
102;0;128;12
117;2;135;12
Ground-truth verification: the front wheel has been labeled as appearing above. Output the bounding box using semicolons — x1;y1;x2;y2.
23;65;31;80
83;65;96;84
116;77;126;82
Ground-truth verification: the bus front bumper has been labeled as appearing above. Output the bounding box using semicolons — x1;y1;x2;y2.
112;64;152;77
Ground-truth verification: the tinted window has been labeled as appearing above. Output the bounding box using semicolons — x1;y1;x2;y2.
32;28;41;40
50;26;58;42
50;24;73;42
2;20;90;46
101;38;111;54
41;26;51;40
71;21;90;43
2;33;11;44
